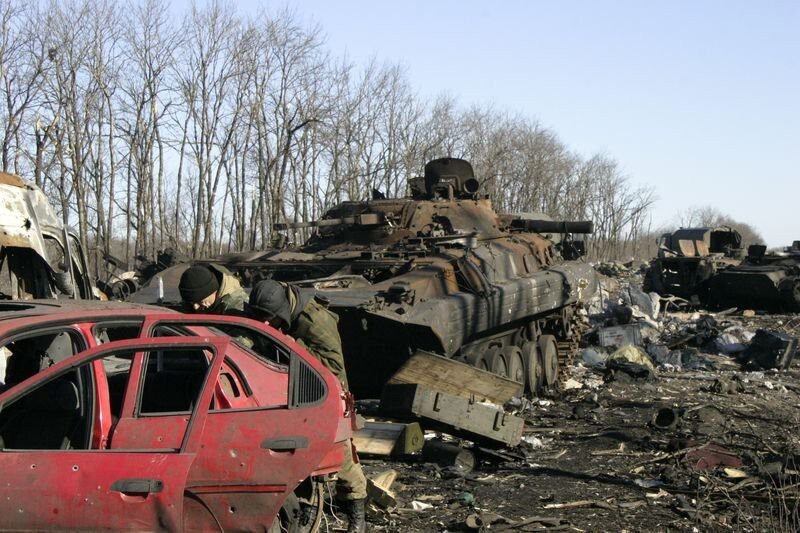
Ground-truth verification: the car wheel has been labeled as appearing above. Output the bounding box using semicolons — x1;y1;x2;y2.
268;492;301;533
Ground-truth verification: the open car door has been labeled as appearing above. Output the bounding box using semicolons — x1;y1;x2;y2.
0;336;227;531
136;314;348;530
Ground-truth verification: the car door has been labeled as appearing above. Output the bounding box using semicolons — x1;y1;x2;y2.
139;315;349;530
0;336;226;531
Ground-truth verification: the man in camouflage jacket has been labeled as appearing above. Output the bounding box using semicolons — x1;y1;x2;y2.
178;264;247;315
247;280;367;533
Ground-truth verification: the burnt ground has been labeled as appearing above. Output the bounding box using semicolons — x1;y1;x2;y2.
347;312;800;532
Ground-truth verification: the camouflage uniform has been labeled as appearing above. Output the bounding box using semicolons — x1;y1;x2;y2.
186;264;247;315
289;298;349;390
288;297;366;501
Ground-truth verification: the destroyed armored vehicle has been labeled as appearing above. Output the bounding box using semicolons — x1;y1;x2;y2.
159;158;598;399
708;241;800;312
0;172;94;300
644;226;743;302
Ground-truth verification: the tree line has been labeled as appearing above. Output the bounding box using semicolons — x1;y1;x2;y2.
0;0;656;275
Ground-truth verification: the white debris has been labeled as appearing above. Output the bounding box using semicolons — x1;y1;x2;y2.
522;435;548;448
410;501;434;511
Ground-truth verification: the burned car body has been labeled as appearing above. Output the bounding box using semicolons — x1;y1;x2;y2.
644;226;743;301
708;242;800;312
0;301;351;531
143;158;599;398
0;172;94;300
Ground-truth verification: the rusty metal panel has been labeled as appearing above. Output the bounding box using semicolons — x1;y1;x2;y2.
677;239;699;257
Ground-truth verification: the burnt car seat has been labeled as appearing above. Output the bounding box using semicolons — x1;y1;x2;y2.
0;379;83;450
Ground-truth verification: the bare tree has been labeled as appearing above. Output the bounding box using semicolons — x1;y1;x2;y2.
0;1;657;269
118;0;178;262
173;1;243;257
0;1;49;174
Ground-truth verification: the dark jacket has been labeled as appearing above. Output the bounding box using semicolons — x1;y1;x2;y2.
289;296;349;390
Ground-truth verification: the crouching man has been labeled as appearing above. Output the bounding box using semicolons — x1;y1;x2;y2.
178;264;247;315
247;280;367;533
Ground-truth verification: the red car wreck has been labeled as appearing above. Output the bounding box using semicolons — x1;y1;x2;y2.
0;301;353;531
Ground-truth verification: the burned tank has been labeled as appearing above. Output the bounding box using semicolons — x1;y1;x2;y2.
643;226;743;302
708;242;800;312
215;158;599;398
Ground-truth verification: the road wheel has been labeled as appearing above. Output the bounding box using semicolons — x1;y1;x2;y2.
469;349;491;372
539;334;559;387
522;341;543;396
487;347;507;377
504;346;525;384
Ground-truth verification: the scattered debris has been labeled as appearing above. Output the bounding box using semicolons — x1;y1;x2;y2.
599;323;643;348
714;326;755;354
409;500;434;512
419;438;476;473
367;470;399;509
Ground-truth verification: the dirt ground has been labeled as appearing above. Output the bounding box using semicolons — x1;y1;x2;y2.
349;311;800;532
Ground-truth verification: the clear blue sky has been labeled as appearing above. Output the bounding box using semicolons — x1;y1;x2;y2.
236;0;799;246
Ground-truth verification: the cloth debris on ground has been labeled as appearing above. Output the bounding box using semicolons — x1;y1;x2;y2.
714;326;755;354
605;356;657;382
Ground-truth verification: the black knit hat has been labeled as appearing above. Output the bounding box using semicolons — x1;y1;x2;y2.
247;280;291;325
179;265;220;303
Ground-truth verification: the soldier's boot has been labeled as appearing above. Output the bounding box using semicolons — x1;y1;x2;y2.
344;498;366;533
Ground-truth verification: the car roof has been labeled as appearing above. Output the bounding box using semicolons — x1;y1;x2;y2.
0;300;173;323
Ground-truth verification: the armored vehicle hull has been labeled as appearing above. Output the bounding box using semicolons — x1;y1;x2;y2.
708;245;800;312
239;158;597;397
315;245;597;398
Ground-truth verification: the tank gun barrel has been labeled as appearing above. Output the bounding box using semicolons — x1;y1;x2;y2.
511;219;594;234
275;212;385;230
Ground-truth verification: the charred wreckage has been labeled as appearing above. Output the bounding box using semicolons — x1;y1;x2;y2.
4;159;799;531
134;158;600;400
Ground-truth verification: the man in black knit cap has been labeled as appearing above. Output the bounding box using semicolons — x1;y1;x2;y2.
248;279;367;533
178;264;247;315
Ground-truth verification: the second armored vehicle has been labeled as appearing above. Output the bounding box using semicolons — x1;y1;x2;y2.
644;226;743;302
708;242;800;312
